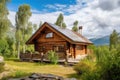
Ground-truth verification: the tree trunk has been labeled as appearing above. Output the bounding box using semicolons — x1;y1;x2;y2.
17;41;20;59
23;44;25;53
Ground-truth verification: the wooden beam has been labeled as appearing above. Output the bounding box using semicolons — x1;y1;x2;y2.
73;44;76;59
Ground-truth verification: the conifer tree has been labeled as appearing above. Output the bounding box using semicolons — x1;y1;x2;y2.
109;30;119;50
62;22;67;29
55;13;66;28
33;24;38;31
39;21;42;27
72;20;78;32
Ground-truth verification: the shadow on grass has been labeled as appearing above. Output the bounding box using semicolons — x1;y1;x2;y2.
5;58;77;68
67;73;81;80
5;58;21;62
5;58;58;66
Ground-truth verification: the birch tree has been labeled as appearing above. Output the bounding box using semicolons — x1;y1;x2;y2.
0;0;10;39
15;4;32;57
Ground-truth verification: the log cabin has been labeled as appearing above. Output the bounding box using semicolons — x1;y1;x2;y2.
26;22;92;61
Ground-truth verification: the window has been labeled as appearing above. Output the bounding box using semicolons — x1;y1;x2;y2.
53;46;59;52
39;46;45;52
53;45;64;52
46;32;53;38
58;45;64;52
76;45;83;50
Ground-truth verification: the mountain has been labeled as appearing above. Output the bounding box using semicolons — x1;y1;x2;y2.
90;35;110;45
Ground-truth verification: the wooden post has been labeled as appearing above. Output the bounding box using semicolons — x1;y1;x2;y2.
85;45;87;54
41;52;44;63
73;44;76;59
65;50;69;63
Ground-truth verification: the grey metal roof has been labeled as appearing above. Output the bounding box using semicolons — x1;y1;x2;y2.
47;23;92;44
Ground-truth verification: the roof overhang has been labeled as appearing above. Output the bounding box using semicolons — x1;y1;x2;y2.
26;22;93;45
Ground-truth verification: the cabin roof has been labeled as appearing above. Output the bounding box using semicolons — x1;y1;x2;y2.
26;22;92;45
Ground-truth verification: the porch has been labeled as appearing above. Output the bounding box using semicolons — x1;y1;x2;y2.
19;53;87;63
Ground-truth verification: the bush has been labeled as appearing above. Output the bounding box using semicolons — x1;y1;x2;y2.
81;71;100;80
48;50;58;64
74;60;93;75
90;46;120;80
101;50;120;80
0;62;5;73
74;60;99;80
102;64;120;80
0;39;8;56
74;46;120;80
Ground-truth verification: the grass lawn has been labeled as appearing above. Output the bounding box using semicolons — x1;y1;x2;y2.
5;59;76;78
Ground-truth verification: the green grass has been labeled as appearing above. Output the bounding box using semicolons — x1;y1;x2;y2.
4;59;75;78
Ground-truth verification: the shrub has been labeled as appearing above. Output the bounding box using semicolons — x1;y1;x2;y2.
48;50;58;64
74;45;120;80
81;71;100;80
100;50;120;80
74;60;98;80
0;39;8;56
102;64;120;80
74;60;92;75
91;46;120;80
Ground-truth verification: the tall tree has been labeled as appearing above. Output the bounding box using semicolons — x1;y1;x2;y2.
33;24;38;31
109;30;120;50
72;20;78;32
55;13;66;28
0;0;10;39
25;22;34;51
25;22;33;36
39;21;42;28
15;4;32;56
62;22;67;29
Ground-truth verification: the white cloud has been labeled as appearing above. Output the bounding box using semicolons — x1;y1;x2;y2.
45;4;67;11
8;0;120;39
99;0;120;11
8;11;16;26
29;11;63;26
31;9;41;13
8;10;63;27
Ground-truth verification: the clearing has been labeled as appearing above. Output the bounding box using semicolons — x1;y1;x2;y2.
4;59;76;78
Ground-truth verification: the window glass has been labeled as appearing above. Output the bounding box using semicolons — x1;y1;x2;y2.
39;46;45;52
46;32;53;38
76;45;83;50
53;45;64;52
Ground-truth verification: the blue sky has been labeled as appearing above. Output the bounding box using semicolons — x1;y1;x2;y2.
7;0;88;14
7;0;120;38
7;0;75;12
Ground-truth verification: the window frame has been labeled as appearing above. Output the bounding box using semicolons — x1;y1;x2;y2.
76;45;83;50
53;45;65;52
45;32;53;38
39;46;45;52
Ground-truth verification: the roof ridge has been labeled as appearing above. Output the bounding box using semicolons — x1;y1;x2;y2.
26;22;92;44
47;22;92;44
